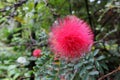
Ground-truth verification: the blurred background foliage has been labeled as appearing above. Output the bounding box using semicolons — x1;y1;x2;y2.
0;0;120;80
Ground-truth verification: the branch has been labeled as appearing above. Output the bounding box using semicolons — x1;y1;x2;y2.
68;0;72;14
0;0;28;18
85;0;92;27
0;0;27;12
94;28;117;44
19;76;34;80
98;66;120;80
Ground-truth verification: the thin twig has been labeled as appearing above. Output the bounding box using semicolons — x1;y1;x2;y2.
68;0;72;14
71;69;78;80
0;0;27;12
19;76;34;80
94;28;117;44
98;66;120;80
0;0;28;18
85;0;92;27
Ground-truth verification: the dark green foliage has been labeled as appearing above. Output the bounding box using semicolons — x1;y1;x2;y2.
0;0;120;80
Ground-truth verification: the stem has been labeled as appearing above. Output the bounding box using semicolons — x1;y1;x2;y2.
85;0;92;27
69;0;72;14
71;70;77;80
98;66;120;80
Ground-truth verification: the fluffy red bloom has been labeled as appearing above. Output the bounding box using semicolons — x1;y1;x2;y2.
33;49;42;58
49;15;94;61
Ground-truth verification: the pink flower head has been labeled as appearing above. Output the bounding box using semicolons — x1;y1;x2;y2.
49;15;94;61
33;49;42;58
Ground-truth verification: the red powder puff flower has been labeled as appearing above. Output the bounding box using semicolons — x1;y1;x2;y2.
49;15;94;61
33;49;42;58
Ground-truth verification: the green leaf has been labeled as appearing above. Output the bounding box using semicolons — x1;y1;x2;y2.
13;73;20;79
94;49;100;56
86;65;93;70
100;62;108;70
96;55;105;61
79;66;87;76
89;71;99;75
95;61;104;73
82;72;89;80
74;62;83;69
